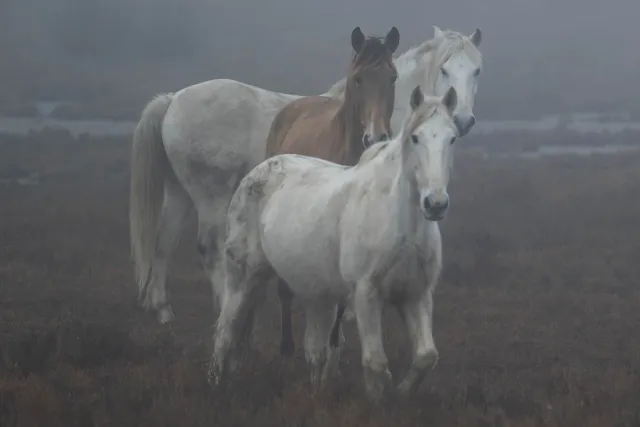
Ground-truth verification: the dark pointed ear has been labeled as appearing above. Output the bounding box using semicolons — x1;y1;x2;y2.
351;27;365;53
384;27;400;53
442;86;458;115
469;28;481;47
410;85;424;111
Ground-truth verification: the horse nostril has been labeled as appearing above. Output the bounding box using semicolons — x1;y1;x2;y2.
424;197;448;212
363;135;372;147
380;133;389;141
468;116;476;129
455;115;476;136
423;197;431;211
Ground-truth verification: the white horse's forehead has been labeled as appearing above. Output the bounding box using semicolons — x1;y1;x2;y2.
417;114;456;140
444;50;482;72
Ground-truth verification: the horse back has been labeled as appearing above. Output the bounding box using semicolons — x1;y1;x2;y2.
265;96;343;161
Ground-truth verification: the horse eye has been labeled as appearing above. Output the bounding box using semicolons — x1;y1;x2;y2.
450;136;457;145
355;77;362;85
391;75;397;84
440;68;448;77
473;68;481;77
411;134;419;144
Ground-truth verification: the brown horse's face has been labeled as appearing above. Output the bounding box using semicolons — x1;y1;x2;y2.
348;26;400;148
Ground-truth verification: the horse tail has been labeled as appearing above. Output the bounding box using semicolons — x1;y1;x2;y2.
129;93;174;305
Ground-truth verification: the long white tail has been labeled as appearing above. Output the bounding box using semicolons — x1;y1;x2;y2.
129;93;174;306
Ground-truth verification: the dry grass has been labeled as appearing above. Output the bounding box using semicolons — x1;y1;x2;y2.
1;131;640;426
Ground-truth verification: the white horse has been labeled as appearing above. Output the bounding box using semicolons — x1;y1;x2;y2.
129;26;482;324
208;85;459;401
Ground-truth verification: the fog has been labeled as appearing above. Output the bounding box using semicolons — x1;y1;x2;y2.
1;0;639;119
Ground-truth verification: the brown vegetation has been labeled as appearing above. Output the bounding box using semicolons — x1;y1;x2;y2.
1;130;640;426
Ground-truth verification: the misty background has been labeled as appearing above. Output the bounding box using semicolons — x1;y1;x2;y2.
1;0;639;121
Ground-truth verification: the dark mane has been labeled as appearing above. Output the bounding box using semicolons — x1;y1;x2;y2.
350;36;396;74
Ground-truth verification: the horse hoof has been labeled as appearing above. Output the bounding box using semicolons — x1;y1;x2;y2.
157;306;176;324
364;367;393;402
397;379;413;395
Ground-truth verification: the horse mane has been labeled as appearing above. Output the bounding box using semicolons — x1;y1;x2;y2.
354;96;447;167
404;97;443;137
422;30;482;92
326;36;397;98
356;141;390;165
326;77;346;97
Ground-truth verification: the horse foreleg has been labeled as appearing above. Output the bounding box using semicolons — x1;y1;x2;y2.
302;298;338;390
277;279;295;356
354;278;392;401
396;288;438;395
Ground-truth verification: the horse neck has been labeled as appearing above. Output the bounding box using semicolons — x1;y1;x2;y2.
332;91;365;165
361;138;421;234
390;46;434;129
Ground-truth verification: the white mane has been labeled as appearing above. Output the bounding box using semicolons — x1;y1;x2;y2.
419;30;483;93
355;96;447;167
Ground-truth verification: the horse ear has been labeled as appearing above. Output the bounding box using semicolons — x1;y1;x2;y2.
351;27;365;53
469;28;482;46
442;86;458;115
433;26;444;39
410;86;424;111
384;27;400;53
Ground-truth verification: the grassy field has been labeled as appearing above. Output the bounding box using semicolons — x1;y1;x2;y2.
1;131;640;426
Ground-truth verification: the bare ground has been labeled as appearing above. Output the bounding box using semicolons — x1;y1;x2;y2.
1;132;640;426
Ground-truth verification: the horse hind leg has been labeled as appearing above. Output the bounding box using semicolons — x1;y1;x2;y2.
322;302;347;382
144;180;191;324
278;279;295;356
208;281;251;387
197;208;261;350
195;194;235;312
208;239;271;387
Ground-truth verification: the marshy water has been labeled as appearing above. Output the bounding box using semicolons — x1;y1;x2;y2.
1;102;639;160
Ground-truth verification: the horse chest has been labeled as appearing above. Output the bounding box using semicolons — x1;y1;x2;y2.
376;245;432;296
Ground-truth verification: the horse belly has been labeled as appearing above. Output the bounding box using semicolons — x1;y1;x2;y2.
260;189;345;298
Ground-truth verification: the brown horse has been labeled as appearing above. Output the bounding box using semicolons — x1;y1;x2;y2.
259;26;400;359
265;26;399;162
